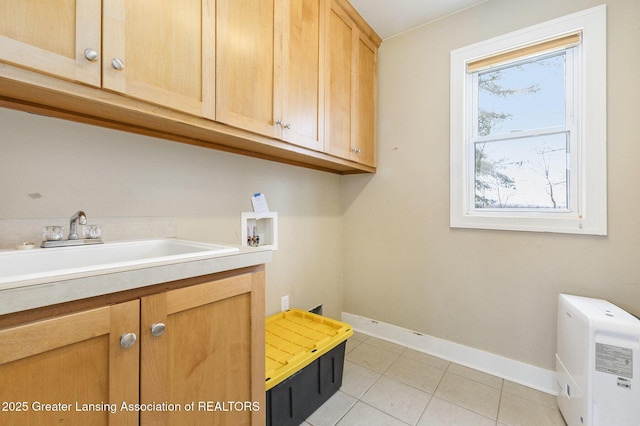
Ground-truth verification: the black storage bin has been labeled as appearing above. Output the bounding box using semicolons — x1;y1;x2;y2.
266;342;346;426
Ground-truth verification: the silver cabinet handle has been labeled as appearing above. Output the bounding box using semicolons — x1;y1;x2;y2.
352;147;362;154
111;57;125;70
150;322;166;337
83;48;99;62
275;120;291;130
120;332;137;348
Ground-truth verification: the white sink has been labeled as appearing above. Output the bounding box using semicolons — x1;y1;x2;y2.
0;239;239;285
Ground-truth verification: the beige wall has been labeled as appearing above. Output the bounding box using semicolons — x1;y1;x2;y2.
0;108;343;319
2;0;638;374
343;0;640;370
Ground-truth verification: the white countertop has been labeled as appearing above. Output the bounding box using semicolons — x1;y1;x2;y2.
0;244;272;316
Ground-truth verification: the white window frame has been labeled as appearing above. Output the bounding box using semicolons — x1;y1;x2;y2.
450;5;607;235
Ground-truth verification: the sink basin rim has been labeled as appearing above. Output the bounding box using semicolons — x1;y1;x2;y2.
0;238;240;287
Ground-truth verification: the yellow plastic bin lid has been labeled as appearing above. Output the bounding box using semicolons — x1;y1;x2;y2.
265;309;353;390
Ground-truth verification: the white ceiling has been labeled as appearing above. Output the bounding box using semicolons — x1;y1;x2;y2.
349;0;488;40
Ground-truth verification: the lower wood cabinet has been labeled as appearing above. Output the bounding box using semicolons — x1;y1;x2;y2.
0;300;140;425
140;272;264;425
0;268;265;425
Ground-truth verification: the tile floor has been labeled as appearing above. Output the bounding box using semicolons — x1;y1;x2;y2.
301;332;566;426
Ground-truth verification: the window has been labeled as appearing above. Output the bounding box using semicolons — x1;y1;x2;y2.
450;6;606;235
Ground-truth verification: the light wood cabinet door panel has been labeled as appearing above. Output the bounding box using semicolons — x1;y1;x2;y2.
355;36;377;167
325;0;377;166
103;0;215;119
325;3;355;160
0;0;101;86
0;300;140;425
216;0;279;138
140;272;265;425
280;0;325;151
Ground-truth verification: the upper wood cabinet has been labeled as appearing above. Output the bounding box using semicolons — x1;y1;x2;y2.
279;0;326;151
0;0;379;173
325;0;378;167
216;0;326;152
0;0;215;119
355;34;377;166
216;0;278;138
103;0;216;119
0;0;102;87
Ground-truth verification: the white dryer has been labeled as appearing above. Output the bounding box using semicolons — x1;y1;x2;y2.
556;294;640;426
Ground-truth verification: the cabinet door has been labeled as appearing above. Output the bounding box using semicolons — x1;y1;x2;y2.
0;301;140;425
0;0;101;86
325;2;355;161
216;0;280;138
103;0;215;119
140;272;265;425
325;0;377;166
280;0;325;151
354;35;377;167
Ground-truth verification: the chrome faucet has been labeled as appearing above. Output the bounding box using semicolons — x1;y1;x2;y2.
41;210;103;248
68;210;87;240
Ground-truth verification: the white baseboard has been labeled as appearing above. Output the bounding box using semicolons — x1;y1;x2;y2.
342;312;558;395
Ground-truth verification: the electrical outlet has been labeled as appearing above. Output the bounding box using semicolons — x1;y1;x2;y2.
281;295;289;312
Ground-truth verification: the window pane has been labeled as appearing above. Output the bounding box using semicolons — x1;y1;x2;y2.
475;133;568;209
477;53;566;136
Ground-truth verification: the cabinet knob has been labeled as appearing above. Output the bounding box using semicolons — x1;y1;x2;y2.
352;147;362;154
120;332;137;348
111;57;125;71
83;48;99;62
275;120;291;130
150;322;166;337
